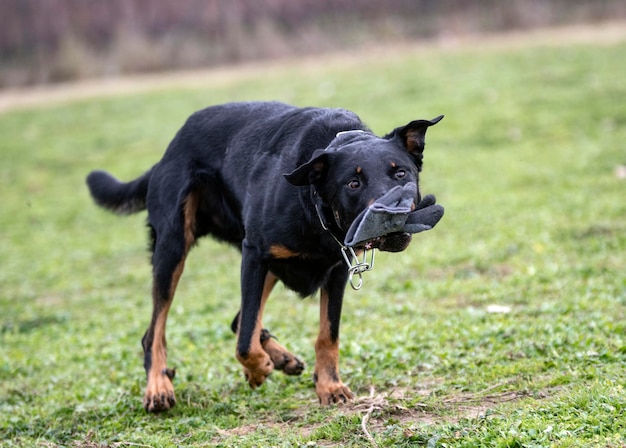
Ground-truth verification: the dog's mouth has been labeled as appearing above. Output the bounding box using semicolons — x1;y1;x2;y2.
361;232;412;253
342;184;443;254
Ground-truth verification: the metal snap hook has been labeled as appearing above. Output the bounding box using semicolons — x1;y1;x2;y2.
342;246;375;290
348;268;364;290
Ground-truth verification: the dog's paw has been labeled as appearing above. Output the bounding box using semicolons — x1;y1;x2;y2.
143;368;176;412
261;332;305;376
315;381;354;405
242;354;274;389
275;353;305;375
314;371;353;405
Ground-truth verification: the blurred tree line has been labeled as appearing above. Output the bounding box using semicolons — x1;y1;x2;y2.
1;0;624;87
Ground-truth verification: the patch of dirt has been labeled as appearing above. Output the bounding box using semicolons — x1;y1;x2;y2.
353;382;525;428
210;381;554;447
343;382;553;447
211;418;327;446
1;21;625;115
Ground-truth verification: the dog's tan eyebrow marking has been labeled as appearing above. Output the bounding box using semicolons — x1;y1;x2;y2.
390;161;397;168
355;166;362;174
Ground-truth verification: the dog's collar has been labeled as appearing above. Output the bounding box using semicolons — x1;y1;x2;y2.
310;187;375;290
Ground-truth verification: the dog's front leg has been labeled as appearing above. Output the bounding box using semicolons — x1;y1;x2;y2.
315;265;354;405
236;241;274;388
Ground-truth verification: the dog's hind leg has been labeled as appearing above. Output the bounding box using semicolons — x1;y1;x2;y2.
141;193;198;412
259;328;305;375
314;265;354;405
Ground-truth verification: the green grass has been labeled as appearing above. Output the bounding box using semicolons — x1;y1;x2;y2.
2;33;626;447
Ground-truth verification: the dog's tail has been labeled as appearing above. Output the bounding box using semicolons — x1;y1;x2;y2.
86;169;152;215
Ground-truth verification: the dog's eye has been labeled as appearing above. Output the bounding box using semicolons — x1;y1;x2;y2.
347;180;360;189
395;169;406;179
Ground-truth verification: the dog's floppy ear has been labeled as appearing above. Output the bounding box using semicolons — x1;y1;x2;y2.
284;151;331;186
386;115;444;156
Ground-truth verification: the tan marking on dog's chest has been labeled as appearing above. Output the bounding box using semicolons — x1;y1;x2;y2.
269;244;301;259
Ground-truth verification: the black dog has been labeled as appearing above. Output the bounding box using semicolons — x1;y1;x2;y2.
86;101;443;412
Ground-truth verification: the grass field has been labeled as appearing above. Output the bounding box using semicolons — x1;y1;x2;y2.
1;26;626;447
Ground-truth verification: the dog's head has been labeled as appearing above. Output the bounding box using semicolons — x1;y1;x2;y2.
284;116;443;252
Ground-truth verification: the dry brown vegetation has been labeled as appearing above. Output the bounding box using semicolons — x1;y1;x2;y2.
1;0;625;87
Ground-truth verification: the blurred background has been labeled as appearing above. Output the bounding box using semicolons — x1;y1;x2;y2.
2;0;625;88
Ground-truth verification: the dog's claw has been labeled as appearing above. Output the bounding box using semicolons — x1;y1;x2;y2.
143;390;176;413
143;367;176;412
316;383;354;406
